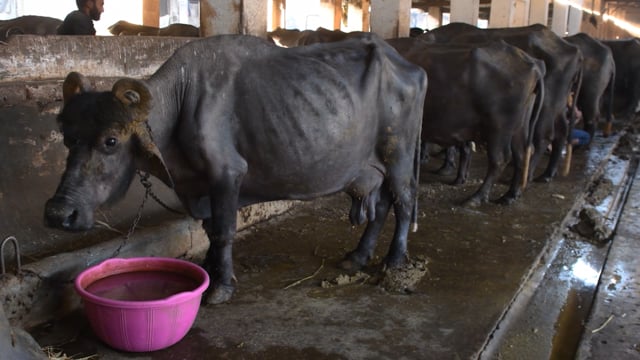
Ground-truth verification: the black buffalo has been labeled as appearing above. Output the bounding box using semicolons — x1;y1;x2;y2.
422;23;583;183
602;38;640;119
565;33;615;137
108;20;199;37
0;15;62;43
44;34;427;304
267;27;349;47
387;38;545;205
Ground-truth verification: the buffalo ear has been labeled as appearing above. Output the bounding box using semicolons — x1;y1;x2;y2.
62;72;93;104
112;78;152;122
134;129;174;189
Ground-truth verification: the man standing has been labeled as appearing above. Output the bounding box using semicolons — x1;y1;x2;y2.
57;0;104;35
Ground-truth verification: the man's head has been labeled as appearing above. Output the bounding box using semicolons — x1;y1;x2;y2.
77;0;104;21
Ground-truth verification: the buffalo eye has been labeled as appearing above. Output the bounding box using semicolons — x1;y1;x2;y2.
105;137;118;148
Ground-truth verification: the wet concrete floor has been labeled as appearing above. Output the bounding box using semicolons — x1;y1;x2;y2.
27;121;640;359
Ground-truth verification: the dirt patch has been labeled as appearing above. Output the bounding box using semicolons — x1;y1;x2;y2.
586;177;614;205
570;207;610;244
378;257;429;294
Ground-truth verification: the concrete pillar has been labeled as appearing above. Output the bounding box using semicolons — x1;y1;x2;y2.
347;0;364;31
511;0;530;26
567;0;584;35
489;0;512;28
334;0;343;29
450;0;479;25
200;0;268;37
490;0;530;28
427;6;441;30
270;0;285;30
551;1;569;36
143;0;160;27
319;0;342;29
362;0;371;31
370;0;411;38
529;0;549;26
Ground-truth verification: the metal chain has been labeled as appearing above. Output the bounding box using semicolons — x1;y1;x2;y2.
111;171;184;258
138;171;185;214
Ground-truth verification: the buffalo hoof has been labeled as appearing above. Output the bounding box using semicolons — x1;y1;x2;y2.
462;196;484;207
383;253;409;270
339;251;369;271
496;194;518;205
534;175;553;183
450;177;466;186
435;165;456;177
204;283;235;305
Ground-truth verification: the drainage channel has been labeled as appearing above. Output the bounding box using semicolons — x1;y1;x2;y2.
477;132;639;360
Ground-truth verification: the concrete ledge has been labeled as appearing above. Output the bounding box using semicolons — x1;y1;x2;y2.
0;35;196;82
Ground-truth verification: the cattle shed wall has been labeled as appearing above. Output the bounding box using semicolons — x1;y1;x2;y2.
0;35;194;81
0;35;297;327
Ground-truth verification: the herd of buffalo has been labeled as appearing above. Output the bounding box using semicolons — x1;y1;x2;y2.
4;14;637;304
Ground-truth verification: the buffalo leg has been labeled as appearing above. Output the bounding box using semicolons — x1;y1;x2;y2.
340;188;391;271
464;140;509;206
436;146;457;176
536;137;563;182
201;175;242;305
385;193;412;268
536;114;568;182
498;136;526;205
385;154;418;268
452;143;471;185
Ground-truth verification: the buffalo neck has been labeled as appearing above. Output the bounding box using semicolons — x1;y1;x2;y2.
144;66;184;151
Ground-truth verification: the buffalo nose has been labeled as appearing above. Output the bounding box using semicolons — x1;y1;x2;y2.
44;198;80;230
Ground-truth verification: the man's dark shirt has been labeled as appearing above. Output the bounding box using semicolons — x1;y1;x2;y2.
57;10;95;35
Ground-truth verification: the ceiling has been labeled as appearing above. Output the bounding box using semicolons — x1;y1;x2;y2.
411;0;640;8
410;0;640;23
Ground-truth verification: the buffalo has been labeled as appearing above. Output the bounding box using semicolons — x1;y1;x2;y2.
44;34;427;304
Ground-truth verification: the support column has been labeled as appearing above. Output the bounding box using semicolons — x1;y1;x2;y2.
200;0;267;37
427;6;441;30
511;0;530;26
334;0;343;29
529;0;549;26
347;0;364;31
270;0;285;30
143;0;160;27
450;0;479;25
489;0;512;28
370;0;411;38
567;0;584;35
551;1;569;36
319;0;341;29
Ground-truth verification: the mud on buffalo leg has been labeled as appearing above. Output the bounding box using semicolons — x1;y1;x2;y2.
384;155;418;268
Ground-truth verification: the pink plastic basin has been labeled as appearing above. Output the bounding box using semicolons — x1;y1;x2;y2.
75;257;209;352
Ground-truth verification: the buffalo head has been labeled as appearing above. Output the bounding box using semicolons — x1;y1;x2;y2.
44;72;172;231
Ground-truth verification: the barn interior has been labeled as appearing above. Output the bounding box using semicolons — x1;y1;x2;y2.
1;0;640;359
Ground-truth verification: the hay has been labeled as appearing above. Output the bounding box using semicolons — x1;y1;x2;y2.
42;346;98;360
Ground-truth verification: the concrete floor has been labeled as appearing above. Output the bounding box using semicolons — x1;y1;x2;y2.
22;122;640;359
